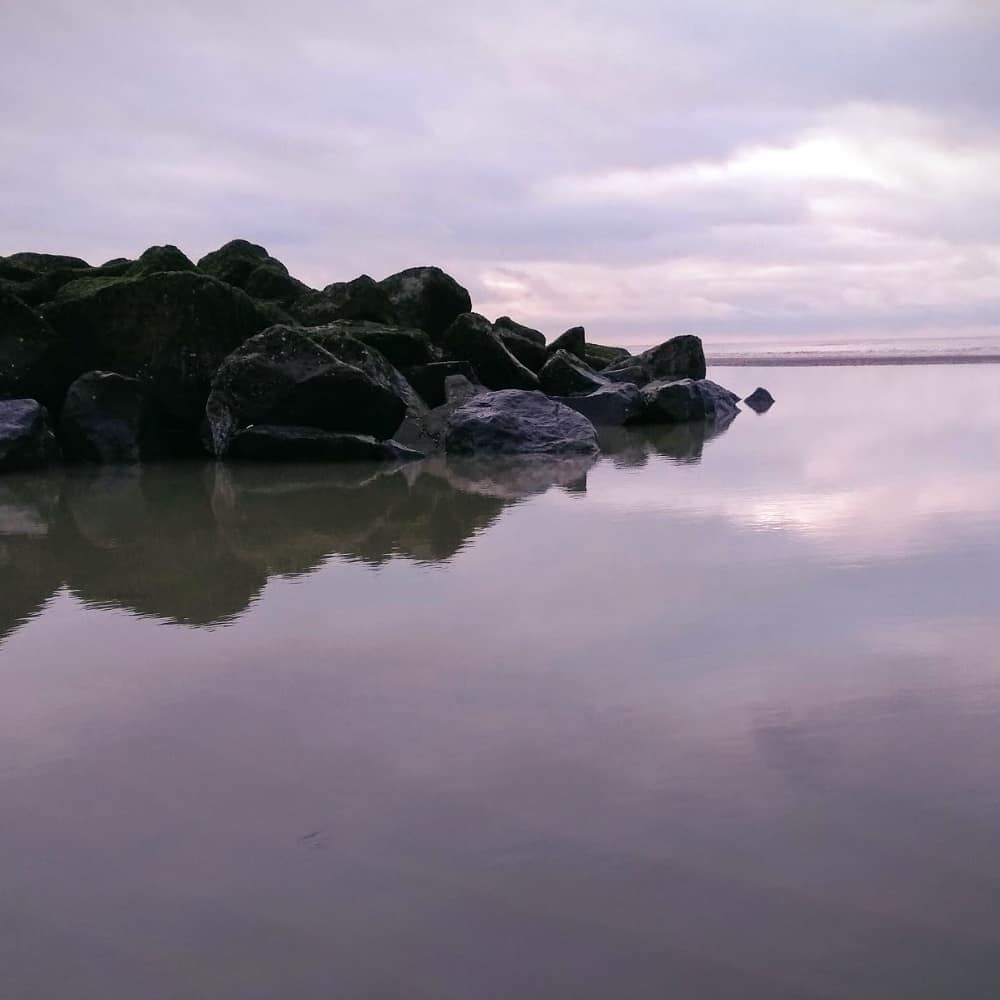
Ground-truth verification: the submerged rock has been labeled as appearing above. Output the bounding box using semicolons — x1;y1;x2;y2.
228;425;423;462
379;266;472;341
744;386;775;413
445;389;599;456
554;382;643;426
638;378;740;424
0;399;59;472
442;313;539;391
538;349;607;396
59;371;147;463
604;334;706;385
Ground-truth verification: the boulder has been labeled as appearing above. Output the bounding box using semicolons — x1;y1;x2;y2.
494;317;548;372
538;349;607;396
0;399;59;472
1;258;126;307
41;271;268;435
244;261;312;304
205;325;408;456
744;387;775;413
6;252;91;273
0;288;61;406
308;319;436;369
291;275;398;326
602;364;648;385
445;389;599;456
228;425;423;462
378;266;472;341
126;245;195;277
584;342;632;370
59;371;147;463
494;316;545;346
441;313;539;391
547;325;586;360
638;378;740;424
405;360;477;408
604;334;705;385
554;382;643;426
196;238;271;288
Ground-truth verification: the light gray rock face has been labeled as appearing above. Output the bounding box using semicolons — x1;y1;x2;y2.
0;399;58;472
638;378;740;424
547;325;587;360
59;371;146;463
445;389;600;456
538;349;607;396
378;266;472;341
228;425;423;462
744;387;775;413
205;325;408;456
441;313;540;391
604;334;706;385
554;382;643;426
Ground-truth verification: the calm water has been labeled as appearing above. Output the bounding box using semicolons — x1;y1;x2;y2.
4;364;1000;999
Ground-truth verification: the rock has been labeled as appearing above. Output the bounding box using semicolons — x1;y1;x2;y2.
547;325;586;360
494;317;548;372
444;374;482;406
638;378;740;424
405;360;477;407
554;382;643;426
101;258;133;271
378;266;472;341
602;364;648;385
308;319;436;369
59;371;147;463
1;259;126;307
244;261;312;304
0;288;61;406
600;409;737;466
538;349;607;396
196;239;271;288
445;389;600;456
126;245;195;277
6;252;91;273
41;271;268;438
604;334;705;385
441;313;539;391
584;342;632;370
228;425;423;462
291;275;398;326
205;325;407;456
441;452;597;501
744;387;775;413
0;399;58;472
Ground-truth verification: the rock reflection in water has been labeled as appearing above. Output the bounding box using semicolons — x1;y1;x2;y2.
599;407;736;467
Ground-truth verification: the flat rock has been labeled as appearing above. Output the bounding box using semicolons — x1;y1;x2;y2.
445;389;599;456
442;313;539;391
228;425;423;462
0;399;59;472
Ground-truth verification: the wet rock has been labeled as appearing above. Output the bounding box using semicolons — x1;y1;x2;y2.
547;325;587;360
604;334;706;385
59;371;147;463
228;425;423;462
441;313;539;391
0;288;62;406
445;389;599;456
291;275;398;326
405;360;477;407
744;387;775;413
554;382;643;426
0;399;59;472
538;349;607;396
494;317;548;372
126;245;195;277
205;325;407;456
378;266;472;341
638;378;740;424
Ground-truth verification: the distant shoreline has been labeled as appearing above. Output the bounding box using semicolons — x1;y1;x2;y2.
708;353;1000;367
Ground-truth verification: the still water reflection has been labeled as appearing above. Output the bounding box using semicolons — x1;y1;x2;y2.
3;365;1000;998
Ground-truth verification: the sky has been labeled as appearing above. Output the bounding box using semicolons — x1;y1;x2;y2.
2;0;999;346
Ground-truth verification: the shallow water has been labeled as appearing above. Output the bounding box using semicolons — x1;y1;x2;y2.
4;364;1000;999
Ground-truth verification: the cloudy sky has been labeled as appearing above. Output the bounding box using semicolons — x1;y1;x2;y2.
3;0;999;345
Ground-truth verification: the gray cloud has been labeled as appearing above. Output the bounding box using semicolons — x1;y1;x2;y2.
1;0;998;343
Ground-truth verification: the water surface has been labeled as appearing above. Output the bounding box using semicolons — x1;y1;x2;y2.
4;364;1000;998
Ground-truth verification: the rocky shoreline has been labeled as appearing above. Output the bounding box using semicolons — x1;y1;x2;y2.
0;240;771;472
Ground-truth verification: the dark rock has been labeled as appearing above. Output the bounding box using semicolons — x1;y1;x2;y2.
445;389;599;456
441;313;539;391
602;364;648;385
205;325;407;456
244;261;312;304
584;342;632;370
291;275;398;326
638;378;740;424
554;382;643;426
547;325;586;360
744;387;775;413
379;266;472;341
604;334;705;385
7;252;91;273
308;319;436;369
494;316;545;346
441;452;597;501
600;408;737;466
1;259;127;307
494;317;548;372
0;288;61;405
196;239;270;288
0;399;58;472
42;270;268;437
405;360;477;408
538;349;607;396
126;245;195;278
59;371;147;463
101;258;133;271
444;374;483;406
228;425;422;462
